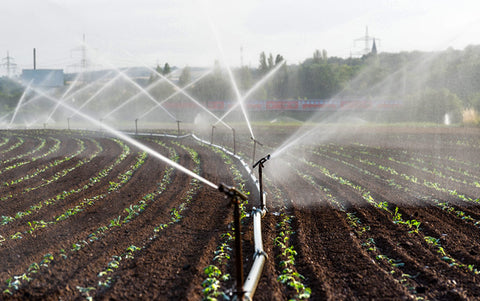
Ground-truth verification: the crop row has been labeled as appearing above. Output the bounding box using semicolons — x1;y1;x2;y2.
303;146;480;278
1;137;46;166
92;141;202;294
0;138;105;202
199;141;250;300
0;139;124;228
1;139;150;296
1;137;66;184
0;136;24;155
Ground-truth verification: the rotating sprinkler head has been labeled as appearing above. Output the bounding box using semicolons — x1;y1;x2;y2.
252;154;270;212
218;182;248;201
253;154;271;169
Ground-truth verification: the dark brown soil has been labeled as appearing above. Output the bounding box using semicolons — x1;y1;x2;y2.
2;126;480;300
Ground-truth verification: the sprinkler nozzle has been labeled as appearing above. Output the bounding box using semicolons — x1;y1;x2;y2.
218;183;248;201
250;137;263;146
253;154;271;169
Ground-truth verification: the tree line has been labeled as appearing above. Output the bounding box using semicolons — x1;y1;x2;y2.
166;46;480;124
3;45;480;124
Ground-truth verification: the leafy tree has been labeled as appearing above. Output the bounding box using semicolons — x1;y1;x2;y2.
268;53;274;69
178;66;191;87
259;52;268;75
0;77;24;111
275;54;284;65
162;63;171;75
404;88;462;123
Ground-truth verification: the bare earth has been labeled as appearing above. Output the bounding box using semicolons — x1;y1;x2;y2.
1;126;480;300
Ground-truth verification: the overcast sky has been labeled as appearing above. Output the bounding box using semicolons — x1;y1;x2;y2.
1;0;480;75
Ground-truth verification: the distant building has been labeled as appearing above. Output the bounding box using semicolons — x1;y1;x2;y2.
371;39;377;55
21;69;64;87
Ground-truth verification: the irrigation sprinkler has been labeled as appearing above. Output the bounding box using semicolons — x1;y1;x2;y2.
176;120;181;137
251;137;263;166
253;154;270;212
43;123;47;130
218;183;248;299
135;118;138;135
211;125;216;145
67;118;70;130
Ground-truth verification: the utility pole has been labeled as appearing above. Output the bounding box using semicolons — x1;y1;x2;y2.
81;34;87;71
1;51;17;77
353;26;380;57
71;34;89;76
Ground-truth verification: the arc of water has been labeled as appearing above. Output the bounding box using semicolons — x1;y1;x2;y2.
62;70;115;102
205;15;255;138
8;81;32;129
138;69;212;120
45;73;83;123
102;71;172;120
111;66;178;122
32;87;218;189
215;60;286;126
129;57;232;130
69;72;125;119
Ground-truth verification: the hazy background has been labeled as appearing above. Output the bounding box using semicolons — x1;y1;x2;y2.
1;0;480;73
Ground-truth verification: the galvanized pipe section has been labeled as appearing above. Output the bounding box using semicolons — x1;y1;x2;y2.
243;207;267;299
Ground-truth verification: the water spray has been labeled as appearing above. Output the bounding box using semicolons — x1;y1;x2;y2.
102;73;173;121
252;154;270;212
8;81;32;129
218;183;248;299
137;69;212;120
123;54;234;131
31;88;219;190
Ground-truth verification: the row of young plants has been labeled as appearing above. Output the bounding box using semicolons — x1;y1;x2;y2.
0;137;46;166
351;141;480;184
0;136;8;148
294;159;447;298
199;142;250;301
1;140;154;296
321;144;480;210
0;139;114;227
1;137;66;184
22;150;148;237
0;138;105;202
308;145;480;276
0;136;24;155
290;164;420;298
321;144;480;249
92;140;203;293
274;213;311;300
260;173;311;300
2;138;197;298
317;145;479;205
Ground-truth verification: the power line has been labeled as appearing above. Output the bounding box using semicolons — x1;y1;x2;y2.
1;51;17;77
353;26;381;57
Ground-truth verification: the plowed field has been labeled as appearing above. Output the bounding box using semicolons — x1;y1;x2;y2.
1;126;480;300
